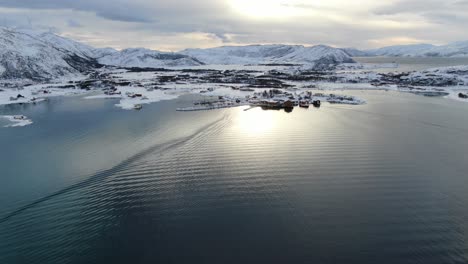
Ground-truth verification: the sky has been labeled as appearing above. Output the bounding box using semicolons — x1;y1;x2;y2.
0;0;467;51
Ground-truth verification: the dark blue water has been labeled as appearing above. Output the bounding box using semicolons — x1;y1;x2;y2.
1;92;468;264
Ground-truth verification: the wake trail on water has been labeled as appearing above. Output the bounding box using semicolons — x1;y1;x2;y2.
0;113;231;224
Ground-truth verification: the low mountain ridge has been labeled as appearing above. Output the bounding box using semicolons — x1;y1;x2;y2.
341;48;371;57
367;44;436;57
181;44;355;65
353;42;468;57
98;48;205;68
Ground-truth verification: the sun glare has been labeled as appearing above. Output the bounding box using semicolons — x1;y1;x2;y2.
236;108;276;136
228;0;301;19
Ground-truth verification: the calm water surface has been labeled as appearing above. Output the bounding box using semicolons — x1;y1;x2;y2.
1;92;468;264
354;56;468;72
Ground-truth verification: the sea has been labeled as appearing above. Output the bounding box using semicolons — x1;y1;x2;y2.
1;60;468;263
354;56;468;73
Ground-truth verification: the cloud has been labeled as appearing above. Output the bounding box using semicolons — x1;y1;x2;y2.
67;19;82;28
373;0;468;29
0;0;155;23
0;0;466;50
454;0;468;5
374;0;445;15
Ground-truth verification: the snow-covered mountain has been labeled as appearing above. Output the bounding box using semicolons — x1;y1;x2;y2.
181;44;355;65
341;48;372;57
363;42;468;57
98;48;204;68
366;44;436;57
93;47;119;59
424;41;468;57
0;28;204;80
31;31;96;59
0;28;98;80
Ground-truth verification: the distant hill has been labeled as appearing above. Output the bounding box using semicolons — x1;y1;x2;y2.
181;44;355;65
98;48;204;68
340;48;372;57
345;42;468;58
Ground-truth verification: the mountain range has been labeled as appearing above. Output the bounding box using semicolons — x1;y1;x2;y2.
181;44;354;65
2;27;468;81
0;28;355;80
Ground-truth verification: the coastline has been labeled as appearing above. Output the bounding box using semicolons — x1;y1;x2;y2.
1;62;468;128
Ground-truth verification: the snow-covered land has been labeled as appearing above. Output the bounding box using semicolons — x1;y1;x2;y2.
0;81;87;106
72;67;368;110
2;61;468;113
85;85;179;110
402;65;468;86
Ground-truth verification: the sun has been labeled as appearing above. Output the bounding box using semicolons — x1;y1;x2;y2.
228;0;300;19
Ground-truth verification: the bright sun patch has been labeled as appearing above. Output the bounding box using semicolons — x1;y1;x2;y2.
236;108;276;136
228;0;301;19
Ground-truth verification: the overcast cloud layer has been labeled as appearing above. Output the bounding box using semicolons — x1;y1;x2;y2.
0;0;467;51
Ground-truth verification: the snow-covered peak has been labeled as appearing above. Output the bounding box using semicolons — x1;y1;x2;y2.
282;45;355;64
3;28;97;58
0;27;96;80
34;31;96;58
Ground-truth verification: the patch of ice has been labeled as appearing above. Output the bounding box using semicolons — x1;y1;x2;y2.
1;115;33;127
